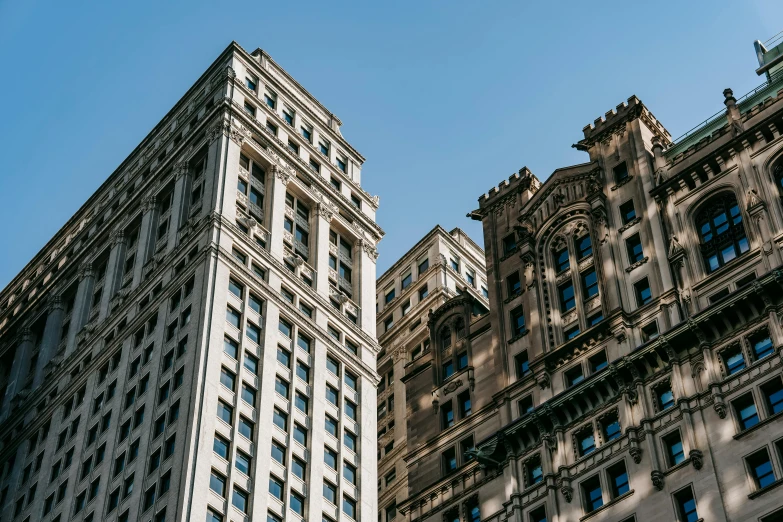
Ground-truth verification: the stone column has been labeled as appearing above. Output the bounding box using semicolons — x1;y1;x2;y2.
2;329;34;413
132;195;157;287
358;238;379;339
33;295;65;387
66;262;95;355
313;203;333;298
98;230;126;320
267;165;292;260
168;160;191;251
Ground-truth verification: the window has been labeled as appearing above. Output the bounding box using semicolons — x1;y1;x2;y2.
418;258;429;275
634;278;652;306
529;506;547;522
722;345;746;375
607;461;630;497
220;367;236;391
213;435;230;460
450;258;460;272
619;200;636;224
442;447;457;473
526;457;543;486
296;361;310;383
441;401;454;429
589;351;608;373
613;162;629;183
325;415;338;437
697;194;749;273
751;332;775;360
269;476;284;501
401;272;412;289
656;383;675;411
577;428;596;457
626;234;644;263
243;102;256;117
292;456;306;480
559;282;575;312
344;430;357;452
582;269;599;299
641;322;659;342
275;376;290;399
762;378;783;415
457;351;468;370
511;307;526;336
324;481;337;504
503;234;517;255
507;272;522;296
442;360;455;380
565;325;581;340
601;413;621;441
674;487;699;522
232;487;249;513
554;247;570;272
565;365;584;388
663;430;684;467
217;401;233;425
226;307;241;328
209;470;226;497
343;495;357;519
734;393;759;430
747;449;776;489
324;447;337;469
294;423;307;445
515;351;530;377
581;475;603;513
325;384;338;405
576;235;592;259
519;395;534;416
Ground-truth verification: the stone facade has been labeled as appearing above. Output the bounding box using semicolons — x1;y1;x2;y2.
375;226;489;522
398;59;783;521
0;42;382;522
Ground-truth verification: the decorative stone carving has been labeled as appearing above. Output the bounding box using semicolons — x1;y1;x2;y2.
443;379;463;394
360;240;379;261
272;165;292;186
714;401;727;419
690;449;703;470
651;470;665;490
625;256;649;272
537;371;551;389
630;446;643;464
317;203;334;221
208;120;231;143
746;188;763;210
558;478;573;503
174;161;189;179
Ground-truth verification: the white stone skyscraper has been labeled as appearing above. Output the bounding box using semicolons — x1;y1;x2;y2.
0;41;382;522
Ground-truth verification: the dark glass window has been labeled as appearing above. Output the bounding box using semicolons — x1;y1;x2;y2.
507;272;522;296
607;461;630;497
762;378;783;415
565;365;584;387
581;475;603;513
503;234;517;255
674;487;699;522
559;283;575;312
511;307;526;336
751;333;775;360
663;431;684;466
634;278;652;306
619;200;636;224
734;394;759;430
582;269;599;299
515;351;530;378
696;194;749;273
626;234;644;263
554;248;570;272
576;235;592;259
748;449;776;489
577;429;596;457
722;345;746;375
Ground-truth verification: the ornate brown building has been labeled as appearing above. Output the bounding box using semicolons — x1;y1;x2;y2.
398;40;783;522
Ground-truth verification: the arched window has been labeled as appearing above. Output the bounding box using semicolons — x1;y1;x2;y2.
695;194;749;273
440;327;452;350
455;318;465;339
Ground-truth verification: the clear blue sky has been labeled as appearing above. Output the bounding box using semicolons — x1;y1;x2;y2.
1;0;782;286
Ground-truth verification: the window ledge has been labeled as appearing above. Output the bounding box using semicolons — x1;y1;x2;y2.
504;290;523;304
618;217;642;233
625;256;649;273
508;330;530;344
579;490;635;521
663;459;691;476
734;410;783;440
748;477;783;499
610;175;634;191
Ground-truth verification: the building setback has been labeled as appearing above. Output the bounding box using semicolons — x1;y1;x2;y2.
397;42;783;522
375;226;489;522
0;42;383;522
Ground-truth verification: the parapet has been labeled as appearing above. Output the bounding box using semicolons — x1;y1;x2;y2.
477;167;542;208
575;95;672;151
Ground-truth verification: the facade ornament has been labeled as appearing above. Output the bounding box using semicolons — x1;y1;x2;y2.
668;236;684;258
360;240;379;261
437;253;448;266
629;446;643;464
687;319;708;347
78;262;93;279
651;470;665;491
746;188;763;210
752;280;773;311
48;294;64;312
208;120;231;143
536;371;551;389
272;165;293;186
371;195;380;207
553;192;566;207
229;123;249;146
558;478;573;503
714;401;727;419
586;173;603;195
317;203;334;221
690;449;704;470
443;379;463;394
141;194;157;213
110;229;126;247
625;256;649;272
174;161;189;179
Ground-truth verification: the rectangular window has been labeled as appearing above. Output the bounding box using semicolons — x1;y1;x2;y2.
515;351;530;378
519;395;534;416
209;470;226;497
581;269;599;299
762;378;783;415
641;322;659;342
613;162;629;183
751;332;775;360
601;413;621;441
747;448;776;489
577;429;596;457
419;284;429;301
663;430;685;467
511;307;526;336
589;351;608;373
441;401;454;429
559;282;575;312
526;457;543;486
581;475;603;513
626;234;644;263
674;487;699;522
442;447;457;473
554;248;570;272
619;200;636;224
565;365;584;388
734;393;759;430
529;506;547;522
458;391;472;418
634;278;652;306
576;235;592;259
656;384;675;411
503;234;517;255
607;461;630;498
722;345;746;375
506;272;522;296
